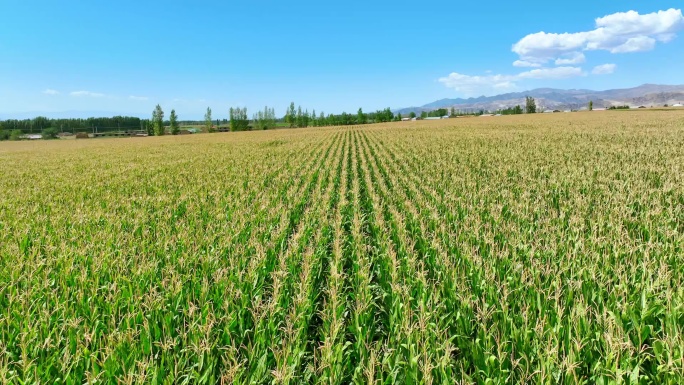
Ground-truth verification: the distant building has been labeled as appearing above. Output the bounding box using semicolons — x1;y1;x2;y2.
401;117;410;121
424;117;441;120
673;103;683;107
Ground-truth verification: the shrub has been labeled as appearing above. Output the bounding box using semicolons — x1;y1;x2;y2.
0;130;9;141
42;127;59;139
9;129;23;141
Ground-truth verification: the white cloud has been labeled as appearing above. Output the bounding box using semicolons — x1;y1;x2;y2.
592;63;617;75
555;52;586;65
512;8;683;63
438;73;515;94
129;95;149;101
609;36;656;53
517;66;585;79
438;66;585;95
42;89;60;95
513;60;542;68
70;90;105;98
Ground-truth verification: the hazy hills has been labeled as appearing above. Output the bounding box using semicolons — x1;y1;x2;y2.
397;84;684;114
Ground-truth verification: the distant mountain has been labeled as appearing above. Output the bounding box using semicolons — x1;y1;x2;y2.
396;84;684;114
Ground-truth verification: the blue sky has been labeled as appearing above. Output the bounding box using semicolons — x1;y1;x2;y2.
1;0;682;119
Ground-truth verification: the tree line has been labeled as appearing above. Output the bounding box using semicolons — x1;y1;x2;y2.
141;102;401;136
0;96;563;141
0;116;143;133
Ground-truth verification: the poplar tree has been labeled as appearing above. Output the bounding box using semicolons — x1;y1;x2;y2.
145;116;154;136
153;104;165;136
296;106;303;128
205;107;214;132
230;107;250;131
169;109;179;135
357;108;367;124
285;102;296;128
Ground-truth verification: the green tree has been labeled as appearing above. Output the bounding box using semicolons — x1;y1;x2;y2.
285;102;296;128
10;129;23;141
296;106;304;128
230;107;250;131
253;106;275;130
144;118;154;136
169;109;180;135
589;100;593;111
420;111;428;119
525;96;537;114
357;108;367;124
205;107;214;132
41;127;59;139
428;108;448;118
153;104;165;136
409;111;416;119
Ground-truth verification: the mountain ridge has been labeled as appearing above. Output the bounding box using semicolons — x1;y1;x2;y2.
397;84;684;114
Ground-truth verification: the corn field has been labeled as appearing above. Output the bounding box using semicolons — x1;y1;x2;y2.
1;111;683;384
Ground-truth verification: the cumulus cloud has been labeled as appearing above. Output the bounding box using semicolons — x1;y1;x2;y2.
517;66;585;79
592;63;617;75
512;8;683;64
555;52;586;65
438;73;515;94
609;36;656;53
129;95;149;101
70;90;105;98
438;67;585;94
42;89;60;95
513;60;542;68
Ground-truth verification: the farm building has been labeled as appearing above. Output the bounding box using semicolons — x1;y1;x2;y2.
673;103;683;107
401;118;410;121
